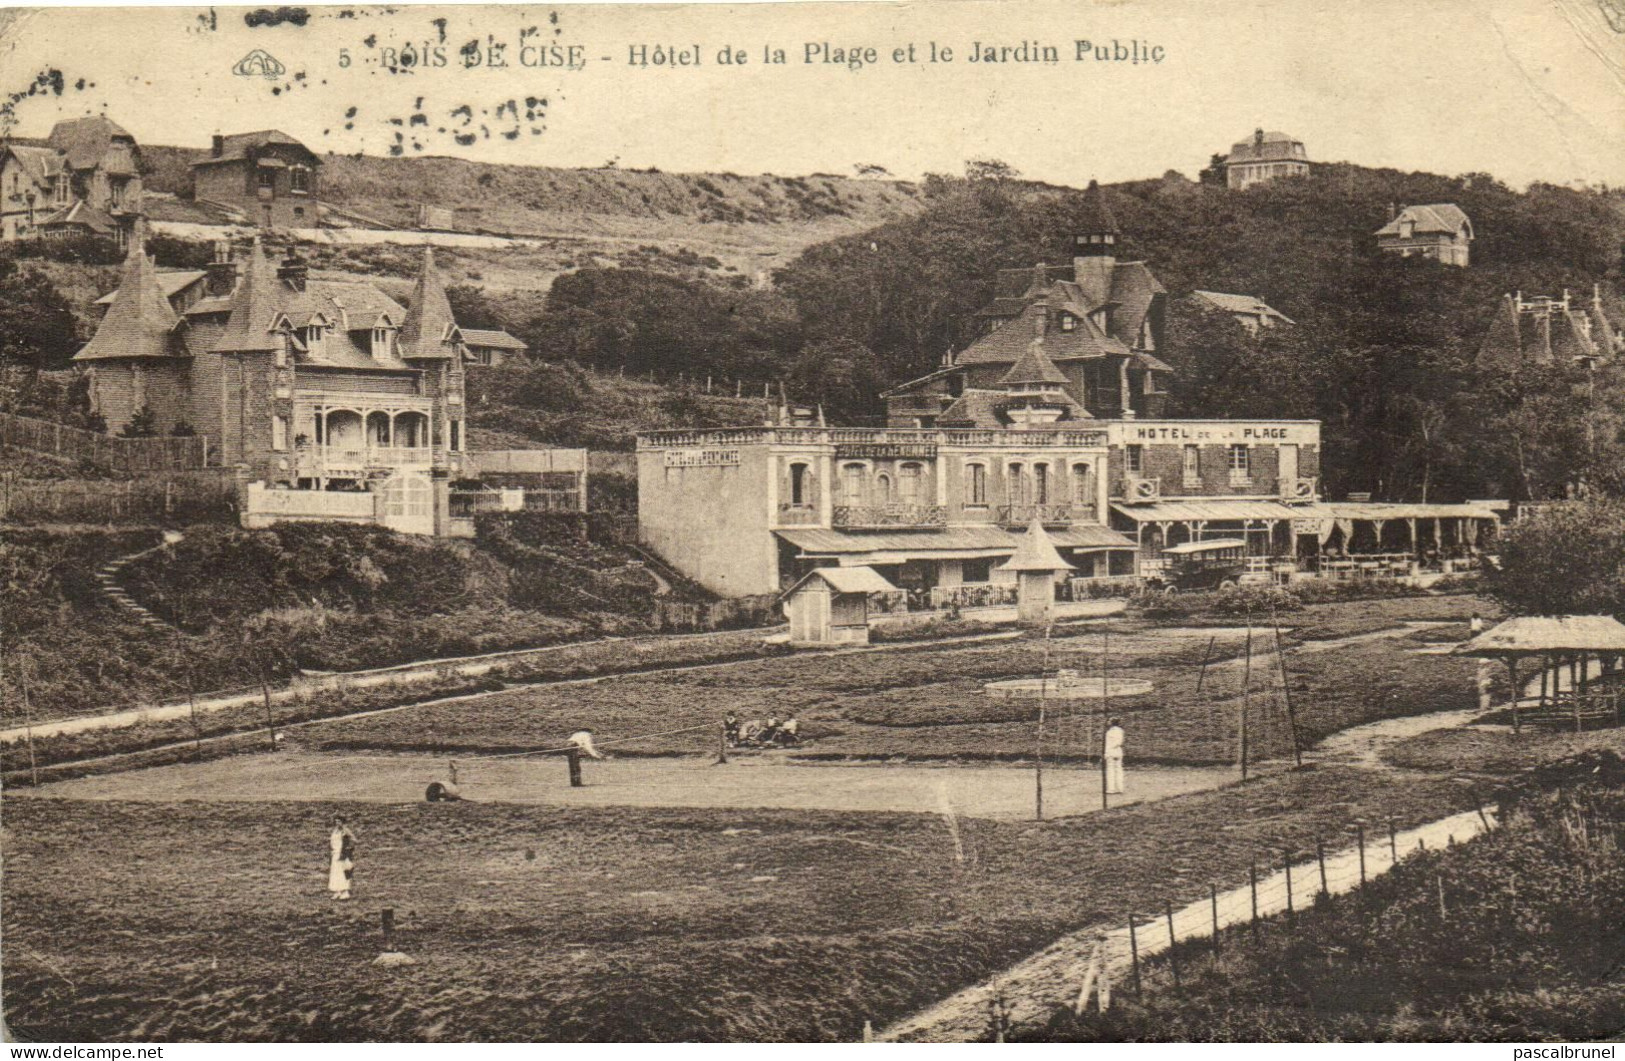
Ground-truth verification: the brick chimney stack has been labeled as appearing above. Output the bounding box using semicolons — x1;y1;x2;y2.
212;134;225;158
277;253;308;293
205;240;237;296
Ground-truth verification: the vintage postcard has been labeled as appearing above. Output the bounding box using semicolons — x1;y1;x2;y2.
2;0;1624;1047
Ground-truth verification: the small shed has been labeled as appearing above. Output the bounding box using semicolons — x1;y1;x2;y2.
781;565;898;647
1456;615;1625;731
999;519;1075;624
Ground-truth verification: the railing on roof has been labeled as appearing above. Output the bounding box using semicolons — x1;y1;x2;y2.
637;426;1109;450
832;503;946;530
997;503;1077;528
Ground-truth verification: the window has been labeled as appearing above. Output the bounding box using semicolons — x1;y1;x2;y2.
290;166;311;194
1007;463;1025;504
965;463;988;507
109;179;125;208
258;168;275;190
898;462;922;504
1125;445;1143;475
841;463;865;506
1033;463;1049;505
1183;444;1200;482
961;557;993;584
274;337;287;368
1071;463;1092;507
293;206;305;220
1228;444;1251;483
371;327;391;359
1059;313;1076;333
54;174;68;205
789;462;810;507
876;473;892;501
450;420;463;452
272;415;288;451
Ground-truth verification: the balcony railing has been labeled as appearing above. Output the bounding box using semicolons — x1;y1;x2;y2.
997;503;1076;527
295;445;438;477
640;426;1109;450
832;503;946;529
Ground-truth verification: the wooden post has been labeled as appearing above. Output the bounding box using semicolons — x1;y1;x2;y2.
1100;624;1110;809
1195;634;1217;695
1240;618;1253;781
1316;839;1328;898
21;665;39;787
1127;914;1141;997
1356;822;1367;885
716;723;729;765
1249;860;1259;940
260;661;277;753
1271;604;1303;767
567;749;583;787
1165;900;1180;989
1437;875;1447;919
1210;882;1220;950
1283;852;1294;920
1388;818;1398;863
1508;658;1521;735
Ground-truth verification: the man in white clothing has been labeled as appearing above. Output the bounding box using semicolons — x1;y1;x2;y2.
1103;718;1126;795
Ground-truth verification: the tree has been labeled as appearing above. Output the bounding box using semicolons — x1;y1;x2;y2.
118;404;159;438
0;253;80;377
1490;498;1625;618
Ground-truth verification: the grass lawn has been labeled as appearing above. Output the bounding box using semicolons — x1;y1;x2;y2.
1383;725;1625;774
314;596;1497;767
1;766;1476;1043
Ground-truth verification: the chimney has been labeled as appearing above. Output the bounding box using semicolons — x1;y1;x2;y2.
941;345;956;368
212;134;224;158
277;253;307;293
1388;202;1399;221
205;240;237;296
1254;128;1265;148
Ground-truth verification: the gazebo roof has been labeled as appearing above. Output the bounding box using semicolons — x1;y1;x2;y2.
1457;615;1625;657
998;518;1074;572
782;565;898;599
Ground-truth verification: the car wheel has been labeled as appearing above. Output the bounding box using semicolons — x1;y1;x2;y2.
1218;579;1238;591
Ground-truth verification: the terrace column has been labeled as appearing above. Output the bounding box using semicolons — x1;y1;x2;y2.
819;453;834;526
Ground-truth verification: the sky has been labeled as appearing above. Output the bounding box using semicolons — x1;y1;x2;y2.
2;0;1623;189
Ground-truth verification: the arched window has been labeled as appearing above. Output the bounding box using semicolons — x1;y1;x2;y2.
876;473;892;502
1007;462;1025;504
789;462;810;507
1033;463;1050;505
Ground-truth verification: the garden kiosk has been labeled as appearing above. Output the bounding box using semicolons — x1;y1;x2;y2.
781;565;898;647
1456;615;1625;732
999;518;1075;624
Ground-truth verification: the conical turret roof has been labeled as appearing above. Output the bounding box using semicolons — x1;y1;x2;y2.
399;246;460;359
214;237;285;352
998;518;1074;572
75;220;182;362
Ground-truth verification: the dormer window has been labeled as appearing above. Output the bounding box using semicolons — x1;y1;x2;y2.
303;325;325;357
54;174;69;205
258;168;275;191
290;166;311;194
371;327;392;359
1059;313;1077;333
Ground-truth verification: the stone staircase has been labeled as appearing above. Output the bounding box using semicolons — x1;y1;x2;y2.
94;531;183;632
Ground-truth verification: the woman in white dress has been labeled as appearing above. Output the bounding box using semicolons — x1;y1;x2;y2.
328;817;356;900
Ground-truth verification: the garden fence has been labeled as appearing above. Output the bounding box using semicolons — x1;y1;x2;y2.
0;471;238;524
1;412;214;474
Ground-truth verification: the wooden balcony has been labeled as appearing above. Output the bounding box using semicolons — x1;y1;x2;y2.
295;444;438;480
997;503;1076;528
832;503;947;529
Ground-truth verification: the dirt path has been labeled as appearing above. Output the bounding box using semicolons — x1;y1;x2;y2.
880;806;1491;1041
11;752;1237;821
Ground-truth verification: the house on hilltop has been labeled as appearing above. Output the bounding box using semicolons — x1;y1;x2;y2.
1189;290;1295;335
883;180;1172;427
1221;129;1309;190
462;328;529;367
76;225;476;534
1476;287;1614;369
191;130;320;230
1375;203;1473;267
0;115;143;243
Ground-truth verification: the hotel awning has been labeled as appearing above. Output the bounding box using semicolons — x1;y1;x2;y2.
1312;501;1502;521
1110;500;1308;523
777;524;1135;561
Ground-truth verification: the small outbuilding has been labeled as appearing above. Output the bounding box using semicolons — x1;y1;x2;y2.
999;518;1075;624
1456;615;1625;731
781;565;898;647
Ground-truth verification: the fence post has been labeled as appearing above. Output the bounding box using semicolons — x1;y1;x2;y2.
1316;839;1328;898
1165;900;1180;989
1388;818;1398;863
1355;821;1367;886
1210;882;1220;950
1249;861;1260;941
1127;914;1141;997
1282;852;1294;921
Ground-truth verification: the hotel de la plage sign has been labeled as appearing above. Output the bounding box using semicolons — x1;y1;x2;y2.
665;448;742;468
1117;422;1319;445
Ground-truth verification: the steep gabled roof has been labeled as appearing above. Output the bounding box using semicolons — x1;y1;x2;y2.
999;335;1070;386
75;222;183;362
94;270;206;306
1;143;64;187
460;328;528;350
398;246;461;359
1192;290;1295;324
213;239;285;352
958;300;1128;366
46;115;135;170
1375;203;1471;237
193;130;317;166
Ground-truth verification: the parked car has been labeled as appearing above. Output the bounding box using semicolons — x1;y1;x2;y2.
1146;539;1249;593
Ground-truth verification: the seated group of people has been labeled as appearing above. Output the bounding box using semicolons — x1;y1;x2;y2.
724;713;801;748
